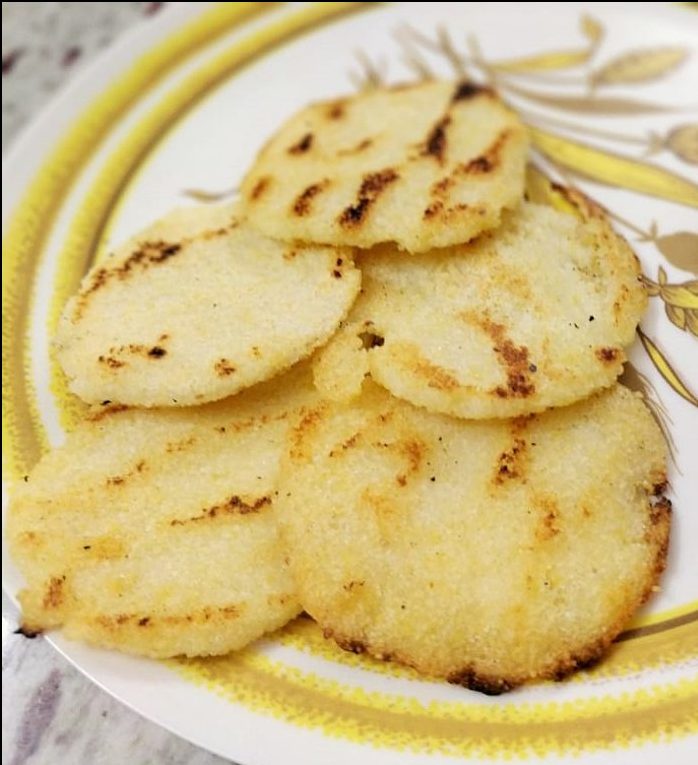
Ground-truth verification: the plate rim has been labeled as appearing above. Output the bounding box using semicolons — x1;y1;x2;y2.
3;3;698;764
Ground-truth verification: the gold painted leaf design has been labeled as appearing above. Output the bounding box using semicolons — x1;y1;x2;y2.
494;13;603;72
398;36;434;81
592;47;688;86
526;113;655;148
658;278;698;310
432;26;467;76
643;268;698;337
580;14;604;44
638;328;698;407
529;127;698;208
494;49;591;73
665;303;687;330
655;232;698;275
666;124;698;164
688;310;698;335
505;82;677;114
620;362;651;397
350;50;387;91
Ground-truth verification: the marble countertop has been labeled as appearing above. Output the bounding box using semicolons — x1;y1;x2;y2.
2;4;231;764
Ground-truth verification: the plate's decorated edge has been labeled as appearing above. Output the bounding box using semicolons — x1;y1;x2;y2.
175;650;698;758
2;1;697;758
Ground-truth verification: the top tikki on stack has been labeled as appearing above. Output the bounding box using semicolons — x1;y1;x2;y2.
9;81;669;694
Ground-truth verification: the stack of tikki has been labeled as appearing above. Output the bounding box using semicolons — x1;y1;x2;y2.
8;81;670;693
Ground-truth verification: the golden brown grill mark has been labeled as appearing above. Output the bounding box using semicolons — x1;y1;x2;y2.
106;459;146;487
414;358;459;391
292;180;329;216
98;355;125;369
328;431;362;458
214;358;236;376
43;576;66;609
96;604;242;629
596;346;620;363
165;436;196;454
464;156;494;174
338;168;399;227
86;403;129;422
98;334;171;368
398;438;425;475
423;201;444;220
170;495;271;527
423;201;473;221
535;496;561;541
289;405;327;460
432;175;455;196
493;438;527;484
424;140;503;218
75;240;183;319
475;317;535;398
326;100;346;120
361;488;400;540
451;81;494;103
421;116;451;163
459;129;512;176
250;175;271;200
200;226;232;240
288;132;314;154
613;285;631;324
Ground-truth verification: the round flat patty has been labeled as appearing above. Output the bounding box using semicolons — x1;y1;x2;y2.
240;80;527;252
56;203;360;406
7;363;317;658
277;382;669;692
313;197;646;418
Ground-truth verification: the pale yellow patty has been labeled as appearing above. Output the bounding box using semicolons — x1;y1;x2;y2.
277;383;669;692
7;363;319;658
313;198;647;417
240;80;527;252
55;203;360;407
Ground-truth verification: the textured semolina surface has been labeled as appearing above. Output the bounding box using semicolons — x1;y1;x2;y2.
277;383;670;692
55;203;360;407
6;363;319;658
313;198;647;417
239;80;528;252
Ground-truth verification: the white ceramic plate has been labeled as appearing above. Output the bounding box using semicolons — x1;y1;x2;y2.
3;3;697;764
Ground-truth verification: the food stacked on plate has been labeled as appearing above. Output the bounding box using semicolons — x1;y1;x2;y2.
8;81;670;694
